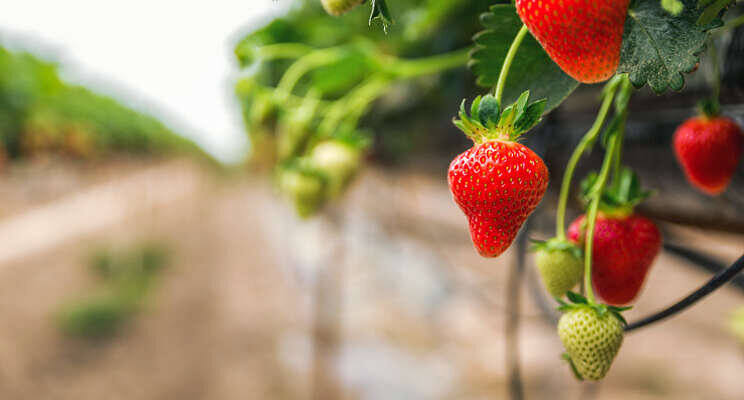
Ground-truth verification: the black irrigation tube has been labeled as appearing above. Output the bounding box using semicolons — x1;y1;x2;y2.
663;243;744;290
625;253;744;332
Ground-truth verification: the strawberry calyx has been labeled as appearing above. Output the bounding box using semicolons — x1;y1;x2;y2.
556;291;631;326
530;237;582;260
453;91;546;144
698;98;721;119
561;352;585;381
581;167;651;216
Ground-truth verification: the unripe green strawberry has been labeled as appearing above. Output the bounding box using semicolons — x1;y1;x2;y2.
729;306;744;346
534;241;583;298
310;140;362;198
278;167;327;218
321;0;364;16
558;305;624;380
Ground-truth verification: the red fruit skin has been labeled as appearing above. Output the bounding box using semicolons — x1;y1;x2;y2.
568;214;661;306
673;116;744;195
515;0;630;83
448;140;549;257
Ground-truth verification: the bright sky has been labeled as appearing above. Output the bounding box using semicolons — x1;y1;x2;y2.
0;1;289;163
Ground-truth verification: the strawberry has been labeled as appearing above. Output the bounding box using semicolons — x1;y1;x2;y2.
730;306;744;346
321;0;364;16
568;213;661;305
515;0;630;83
557;296;626;381
567;168;661;305
532;239;583;298
278;165;327;218
309;139;362;198
448;92;549;257
673;112;743;195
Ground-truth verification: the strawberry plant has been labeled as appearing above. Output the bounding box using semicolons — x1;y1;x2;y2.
244;0;744;388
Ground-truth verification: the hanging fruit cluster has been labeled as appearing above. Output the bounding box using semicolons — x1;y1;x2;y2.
310;0;742;381
439;0;741;380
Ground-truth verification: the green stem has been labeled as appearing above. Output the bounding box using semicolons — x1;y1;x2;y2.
709;39;721;104
719;13;744;33
254;43;314;61
612;116;626;181
317;47;470;137
583;131;622;304
276;47;346;101
495;24;529;105
341;78;392;129
555;83;620;239
385;48;470;78
318;75;391;137
611;78;633;181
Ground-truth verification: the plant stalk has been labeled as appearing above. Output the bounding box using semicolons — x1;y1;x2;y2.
555;82;620;239
582;129;622;304
495;24;530;105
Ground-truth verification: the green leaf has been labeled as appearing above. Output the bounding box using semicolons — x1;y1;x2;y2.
697;0;734;26
369;0;394;33
510;90;530;122
469;4;579;112
618;0;723;93
531;238;583;259
603;167;653;209
514;98;546;134
562;353;585;381
498;103;516;128
581;167;652;211
566;291;588;305
470;96;482;124
611;310;629;327
478;95;501;127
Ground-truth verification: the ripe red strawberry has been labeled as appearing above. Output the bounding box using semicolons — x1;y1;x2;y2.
515;0;631;83
673;115;743;195
449;92;549;257
568;213;661;305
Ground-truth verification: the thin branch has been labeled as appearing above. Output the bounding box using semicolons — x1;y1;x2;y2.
506;221;529;400
625;253;744;332
311;208;345;400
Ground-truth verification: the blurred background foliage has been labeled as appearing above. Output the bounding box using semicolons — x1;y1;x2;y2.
234;0;499;165
234;0;744;225
0;47;208;162
58;243;169;338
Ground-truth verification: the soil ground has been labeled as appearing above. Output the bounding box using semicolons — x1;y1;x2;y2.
0;158;741;400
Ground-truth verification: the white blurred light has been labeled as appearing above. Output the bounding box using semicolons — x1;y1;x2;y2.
0;0;291;163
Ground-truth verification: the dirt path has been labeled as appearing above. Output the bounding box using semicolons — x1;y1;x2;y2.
0;161;739;400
